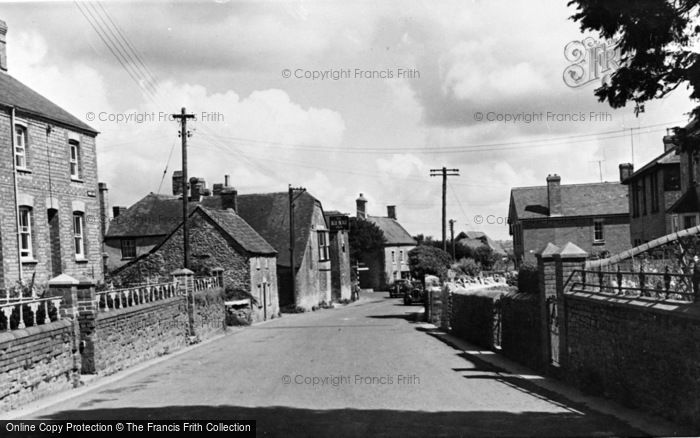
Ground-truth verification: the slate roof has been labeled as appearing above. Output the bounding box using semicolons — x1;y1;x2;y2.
622;146;679;184
236;191;320;268
510;182;628;220
667;187;700;214
104;194;275;255
0;71;97;133
366;216;416;246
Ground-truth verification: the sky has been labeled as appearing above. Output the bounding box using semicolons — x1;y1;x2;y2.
2;0;697;241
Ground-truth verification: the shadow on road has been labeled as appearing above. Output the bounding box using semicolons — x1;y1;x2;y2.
35;405;647;437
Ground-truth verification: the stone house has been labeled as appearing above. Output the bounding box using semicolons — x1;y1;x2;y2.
236;191;333;310
111;205;279;321
508;174;631;266
619;134;682;246
0;19;104;288
324;211;352;301
354;195;416;290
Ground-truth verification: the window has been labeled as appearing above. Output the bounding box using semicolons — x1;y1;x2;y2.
19;207;33;260
69;140;81;179
391;250;395;263
256;258;261;270
683;214;696;230
73;213;85;259
121;239;136;259
265;258;269;269
399;250;404;263
14;125;27;169
318;231;329;261
650;173;659;213
593;220;604;243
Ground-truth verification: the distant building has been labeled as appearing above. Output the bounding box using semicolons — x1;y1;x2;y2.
457;231;507;256
111;206;279;322
620;134;682;245
0;19;105;288
355;195;416;290
508;174;631;266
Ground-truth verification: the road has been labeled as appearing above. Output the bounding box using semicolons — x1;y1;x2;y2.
27;293;645;437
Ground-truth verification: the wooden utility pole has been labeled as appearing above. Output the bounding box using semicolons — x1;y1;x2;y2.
172;107;195;268
430;166;460;252
289;185;306;302
449;219;456;260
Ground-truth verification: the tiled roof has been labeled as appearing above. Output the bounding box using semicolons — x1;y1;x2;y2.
195;207;276;255
510;182;628;220
623;147;679;183
236;192;319;268
366;216;416;246
0;72;97;133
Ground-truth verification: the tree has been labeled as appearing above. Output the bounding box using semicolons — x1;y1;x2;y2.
408;246;452;283
348;217;386;265
568;0;700;122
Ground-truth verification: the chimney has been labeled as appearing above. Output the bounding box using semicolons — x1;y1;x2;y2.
172;170;183;196
189;177;206;202
224;174;230;187
387;205;396;220
98;182;111;239
619;163;634;182
663;134;677;152
221;187;238;212
546;174;562;216
356;193;367;219
0;20;7;72
213;183;224;196
112;206;126;218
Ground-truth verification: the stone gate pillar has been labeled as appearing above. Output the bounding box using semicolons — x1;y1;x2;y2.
172;268;196;342
47;274;81;385
553;242;587;372
536;243;559;372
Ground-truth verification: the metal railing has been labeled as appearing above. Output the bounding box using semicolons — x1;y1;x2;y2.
566;267;695;302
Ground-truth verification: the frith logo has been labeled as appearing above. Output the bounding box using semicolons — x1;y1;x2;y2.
563;37;620;88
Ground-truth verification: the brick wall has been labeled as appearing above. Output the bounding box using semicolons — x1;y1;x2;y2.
564;293;700;428
0;320;76;412
0;110;102;288
500;292;543;371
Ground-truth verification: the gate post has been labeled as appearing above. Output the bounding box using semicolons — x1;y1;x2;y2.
47;274;81;387
553;242;587;373
536;243;559;372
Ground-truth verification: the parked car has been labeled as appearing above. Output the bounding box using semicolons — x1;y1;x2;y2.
390;279;411;298
403;281;426;305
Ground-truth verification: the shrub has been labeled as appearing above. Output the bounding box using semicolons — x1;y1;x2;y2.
517;263;539;294
452;258;481;277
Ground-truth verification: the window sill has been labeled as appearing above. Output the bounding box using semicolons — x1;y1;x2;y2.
21;258;38;265
75;258;89;263
71;178;84;183
121;257;136;261
592;241;605;246
16;168;32;174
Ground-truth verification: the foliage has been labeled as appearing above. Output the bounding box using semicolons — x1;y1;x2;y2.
451;258;482;277
517;262;539;294
408;245;452;281
349;217;386;264
568;0;700;121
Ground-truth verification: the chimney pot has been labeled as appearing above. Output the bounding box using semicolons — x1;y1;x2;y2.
172;170;184;197
663;135;677;152
112;206;126;218
224;174;230;187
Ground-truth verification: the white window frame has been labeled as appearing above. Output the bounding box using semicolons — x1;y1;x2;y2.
318;230;330;261
256;257;261;270
19;207;33;260
69;140;80;179
391;250;395;263
593;220;604;243
14;124;28;170
73;213;86;259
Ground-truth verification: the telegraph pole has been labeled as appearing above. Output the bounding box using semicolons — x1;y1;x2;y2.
430;166;460;252
289;184;306;302
449;219;456;260
172;107;195;268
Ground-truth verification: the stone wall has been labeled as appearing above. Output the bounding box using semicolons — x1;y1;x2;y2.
0;320;76;412
564;293;700;428
500;292;543;371
449;289;503;350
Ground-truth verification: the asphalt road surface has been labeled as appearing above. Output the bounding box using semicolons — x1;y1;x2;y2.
27;294;645;437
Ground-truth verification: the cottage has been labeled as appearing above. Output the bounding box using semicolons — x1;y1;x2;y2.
111;205;279;321
508;174;631;266
0;19;105;288
354;195;416;290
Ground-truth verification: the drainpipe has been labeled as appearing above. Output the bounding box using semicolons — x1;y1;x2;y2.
10;107;22;283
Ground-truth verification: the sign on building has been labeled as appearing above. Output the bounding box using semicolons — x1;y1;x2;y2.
328;215;349;231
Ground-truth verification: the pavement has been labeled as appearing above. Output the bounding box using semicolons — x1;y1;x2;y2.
2;292;693;437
